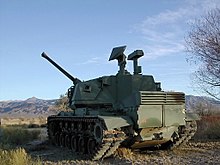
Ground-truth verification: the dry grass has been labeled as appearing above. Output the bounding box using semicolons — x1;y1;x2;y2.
0;148;41;165
0;117;47;127
114;147;133;160
0;126;42;165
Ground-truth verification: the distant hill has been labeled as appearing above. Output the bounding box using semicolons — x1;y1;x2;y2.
0;97;57;118
0;95;219;118
186;95;220;114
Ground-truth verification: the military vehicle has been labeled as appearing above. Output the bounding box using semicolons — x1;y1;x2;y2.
41;46;199;160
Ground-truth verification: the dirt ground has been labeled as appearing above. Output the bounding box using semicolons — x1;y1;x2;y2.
26;129;220;165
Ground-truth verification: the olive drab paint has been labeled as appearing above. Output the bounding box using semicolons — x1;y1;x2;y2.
41;46;199;160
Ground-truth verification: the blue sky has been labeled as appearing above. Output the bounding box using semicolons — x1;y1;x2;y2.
0;0;219;100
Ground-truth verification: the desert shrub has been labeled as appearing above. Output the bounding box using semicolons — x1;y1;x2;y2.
0;126;41;145
201;116;220;139
0;148;41;165
40;124;47;128
205;122;220;139
194;116;220;140
28;124;40;128
6;124;29;128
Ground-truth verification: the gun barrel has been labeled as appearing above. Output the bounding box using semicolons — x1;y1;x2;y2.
41;52;80;84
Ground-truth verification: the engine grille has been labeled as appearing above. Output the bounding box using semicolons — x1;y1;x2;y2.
140;91;185;105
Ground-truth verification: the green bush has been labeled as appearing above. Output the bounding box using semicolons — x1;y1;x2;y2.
0;148;41;165
0;127;41;145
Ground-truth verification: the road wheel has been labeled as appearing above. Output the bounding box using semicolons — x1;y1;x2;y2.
55;132;60;146
71;136;78;152
60;134;65;147
65;134;71;149
78;137;85;154
87;138;96;155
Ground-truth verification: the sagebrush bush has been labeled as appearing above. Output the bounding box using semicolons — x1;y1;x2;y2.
0;126;41;145
194;116;220;140
0;148;41;165
204;121;220;139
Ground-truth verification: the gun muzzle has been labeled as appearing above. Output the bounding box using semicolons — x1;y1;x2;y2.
41;52;48;58
41;51;81;85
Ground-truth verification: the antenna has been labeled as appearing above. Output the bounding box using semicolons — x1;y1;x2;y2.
128;50;144;74
109;46;127;74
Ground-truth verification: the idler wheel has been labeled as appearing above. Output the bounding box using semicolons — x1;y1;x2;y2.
93;123;103;143
78;137;86;154
87;138;96;155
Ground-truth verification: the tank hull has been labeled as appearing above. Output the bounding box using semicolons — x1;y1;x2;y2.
47;114;197;160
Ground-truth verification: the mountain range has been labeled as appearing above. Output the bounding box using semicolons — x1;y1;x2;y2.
0;95;219;118
0;97;57;118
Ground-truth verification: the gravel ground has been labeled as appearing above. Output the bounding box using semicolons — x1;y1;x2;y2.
27;140;220;165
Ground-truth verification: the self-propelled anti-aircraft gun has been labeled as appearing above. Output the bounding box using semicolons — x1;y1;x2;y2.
41;46;199;160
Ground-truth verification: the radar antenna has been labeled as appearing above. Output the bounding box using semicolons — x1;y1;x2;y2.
109;46;127;74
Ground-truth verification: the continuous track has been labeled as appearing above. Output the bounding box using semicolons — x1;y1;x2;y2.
160;120;197;150
47;116;125;160
47;115;197;160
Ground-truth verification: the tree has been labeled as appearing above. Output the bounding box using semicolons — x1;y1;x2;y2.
185;8;220;100
54;94;71;111
188;99;220;116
